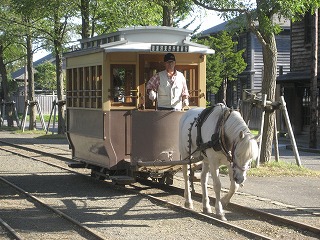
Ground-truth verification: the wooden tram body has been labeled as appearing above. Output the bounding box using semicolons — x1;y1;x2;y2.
65;26;214;184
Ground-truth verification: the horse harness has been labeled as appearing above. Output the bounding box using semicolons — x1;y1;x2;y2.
188;104;234;163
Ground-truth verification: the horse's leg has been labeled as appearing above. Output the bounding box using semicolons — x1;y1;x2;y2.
221;165;240;207
201;160;212;214
182;164;193;209
208;160;227;221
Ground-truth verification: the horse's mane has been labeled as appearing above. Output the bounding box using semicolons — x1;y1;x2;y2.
224;110;250;137
223;109;258;165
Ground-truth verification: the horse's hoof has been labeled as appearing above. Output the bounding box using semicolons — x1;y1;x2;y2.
203;207;212;214
217;214;227;221
184;202;194;209
221;198;229;208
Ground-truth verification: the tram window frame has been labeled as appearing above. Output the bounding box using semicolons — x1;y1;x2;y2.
66;65;102;109
176;65;199;106
110;64;136;106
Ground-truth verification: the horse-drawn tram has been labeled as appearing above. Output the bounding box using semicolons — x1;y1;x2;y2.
65;26;214;184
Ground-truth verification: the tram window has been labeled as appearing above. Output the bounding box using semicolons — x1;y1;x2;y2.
111;64;136;106
176;66;198;106
66;65;102;109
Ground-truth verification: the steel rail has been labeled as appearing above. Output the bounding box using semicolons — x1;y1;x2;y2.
140;178;320;236
0;175;108;240
0;216;23;240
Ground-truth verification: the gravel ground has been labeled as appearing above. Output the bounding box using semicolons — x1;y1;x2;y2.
0;131;319;239
0;151;250;240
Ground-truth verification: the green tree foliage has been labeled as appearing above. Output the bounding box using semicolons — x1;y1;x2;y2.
82;0;163;36
199;31;246;102
34;62;56;91
154;0;196;26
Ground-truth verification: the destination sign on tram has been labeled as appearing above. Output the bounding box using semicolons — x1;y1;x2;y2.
150;45;189;52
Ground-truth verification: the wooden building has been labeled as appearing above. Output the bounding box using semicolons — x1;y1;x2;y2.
277;13;320;134
201;18;291;110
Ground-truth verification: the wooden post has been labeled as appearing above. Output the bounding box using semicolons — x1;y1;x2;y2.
280;96;302;166
21;100;29;132
21;100;47;132
256;94;267;167
46;100;56;134
0;100;5;126
36;100;47;132
273;117;279;162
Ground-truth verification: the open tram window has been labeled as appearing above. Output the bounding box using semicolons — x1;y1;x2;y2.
111;64;136;106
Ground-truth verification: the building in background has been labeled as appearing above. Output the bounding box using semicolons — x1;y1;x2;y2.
277;12;320;134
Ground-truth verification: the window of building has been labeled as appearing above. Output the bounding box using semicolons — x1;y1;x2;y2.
66;65;102;108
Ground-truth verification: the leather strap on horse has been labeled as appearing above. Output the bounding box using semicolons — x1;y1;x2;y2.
195;104;233;160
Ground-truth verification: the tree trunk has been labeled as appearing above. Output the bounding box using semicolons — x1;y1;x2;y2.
26;34;36;130
80;0;90;39
54;41;65;134
223;78;227;103
260;33;278;163
162;0;173;26
0;45;14;127
309;8;318;148
0;45;8;101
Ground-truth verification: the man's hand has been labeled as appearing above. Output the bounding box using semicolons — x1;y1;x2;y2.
149;90;157;101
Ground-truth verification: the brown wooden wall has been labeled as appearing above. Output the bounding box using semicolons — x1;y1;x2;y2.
291;14;320;72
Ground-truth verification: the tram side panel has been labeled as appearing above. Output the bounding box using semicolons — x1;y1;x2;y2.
105;110;132;170
131;110;184;163
67;109;110;167
67;108;132;170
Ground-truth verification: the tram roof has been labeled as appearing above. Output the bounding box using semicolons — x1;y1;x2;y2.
76;26;215;55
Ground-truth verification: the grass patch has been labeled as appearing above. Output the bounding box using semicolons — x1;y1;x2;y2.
17;114;58;123
0;126;20;131
35;134;66;139
248;160;320;177
250;129;259;136
0;126;66;138
14;129;48;135
219;160;320;177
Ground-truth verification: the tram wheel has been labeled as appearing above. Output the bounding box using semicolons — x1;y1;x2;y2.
159;173;174;185
91;169;106;181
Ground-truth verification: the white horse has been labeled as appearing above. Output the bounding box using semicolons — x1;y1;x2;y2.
179;104;259;221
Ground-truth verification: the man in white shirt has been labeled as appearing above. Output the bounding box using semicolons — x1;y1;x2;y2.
146;53;189;110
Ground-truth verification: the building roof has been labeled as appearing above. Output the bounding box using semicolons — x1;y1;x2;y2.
71;26;215;55
277;71;320;83
11;53;55;81
200;14;290;37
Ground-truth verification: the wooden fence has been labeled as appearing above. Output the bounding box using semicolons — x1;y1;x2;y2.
12;95;66;115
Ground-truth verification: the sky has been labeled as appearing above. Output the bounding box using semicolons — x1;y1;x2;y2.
184;9;224;33
34;10;224;61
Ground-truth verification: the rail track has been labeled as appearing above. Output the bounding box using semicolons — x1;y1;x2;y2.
0;139;319;240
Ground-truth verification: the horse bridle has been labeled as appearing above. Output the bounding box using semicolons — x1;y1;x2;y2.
229;138;252;172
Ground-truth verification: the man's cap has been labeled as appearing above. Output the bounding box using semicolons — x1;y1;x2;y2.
164;53;175;62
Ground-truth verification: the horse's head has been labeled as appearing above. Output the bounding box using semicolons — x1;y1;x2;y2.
231;131;259;184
